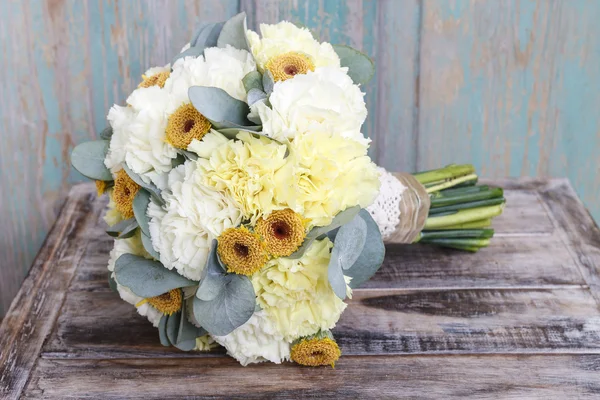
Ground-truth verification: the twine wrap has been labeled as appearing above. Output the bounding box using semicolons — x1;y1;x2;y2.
385;173;431;244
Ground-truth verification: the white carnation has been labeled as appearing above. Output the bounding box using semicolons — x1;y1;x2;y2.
105;86;176;184
213;310;290;366
256;67;369;144
105;47;255;186
147;161;243;281
107;233;163;327
143;64;170;77
247;21;340;72
165;45;256;110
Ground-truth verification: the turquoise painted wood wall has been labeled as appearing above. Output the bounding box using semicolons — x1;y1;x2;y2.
1;0;599;317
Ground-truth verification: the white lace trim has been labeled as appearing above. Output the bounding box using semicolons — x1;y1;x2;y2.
366;167;406;239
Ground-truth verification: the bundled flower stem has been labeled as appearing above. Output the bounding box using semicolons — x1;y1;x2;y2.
412;164;505;252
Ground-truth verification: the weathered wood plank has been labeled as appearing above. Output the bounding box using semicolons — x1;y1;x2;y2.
417;0;600;223
65;182;577;294
0;0;239;318
42;286;600;359
23;355;600;399
0;185;101;400
540;179;600;303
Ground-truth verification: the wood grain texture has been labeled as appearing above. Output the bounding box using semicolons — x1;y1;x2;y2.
417;0;600;224
0;0;238;317
0;184;100;399
2;0;600;334
1;178;600;398
22;355;600;399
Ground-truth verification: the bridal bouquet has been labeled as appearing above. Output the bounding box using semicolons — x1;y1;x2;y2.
71;13;504;367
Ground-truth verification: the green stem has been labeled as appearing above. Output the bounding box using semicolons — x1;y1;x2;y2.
425;174;479;194
423;238;491;247
427;218;493;230
413;164;476;185
429;198;505;215
417;229;494;241
431;187;503;208
425;204;505;229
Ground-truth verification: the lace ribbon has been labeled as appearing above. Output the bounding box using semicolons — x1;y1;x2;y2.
367;169;431;243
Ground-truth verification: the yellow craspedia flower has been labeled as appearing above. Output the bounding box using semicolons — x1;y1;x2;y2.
113;169;140;219
95;180;108;196
218;227;268;276
252;238;348;341
136;289;182;316
194;131;288;221
166;103;212;149
291;331;341;367
265;52;315;82
138;71;170;88
255;209;306;257
274;129;380;228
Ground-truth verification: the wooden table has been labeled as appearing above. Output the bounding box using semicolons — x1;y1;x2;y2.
2;179;600;399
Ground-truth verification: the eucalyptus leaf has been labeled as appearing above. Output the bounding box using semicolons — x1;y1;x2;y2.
193;274;255;336
114;254;196;298
242;71;263;93
217;12;249;51
141;231;160;260
166;310;181;345
71;140;112;181
247;88;267;106
106;218;138;239
158;315;170;347
289;206;361;259
188;86;252;129
176;149;198;161
122;164;163;204
343;210;386;289
171;45;205;66
99;127;113;140
330;212;368;270
332;44;375;85
171;153;186;168
262;70;275;95
197;240;226;301
190;23;211;47
192;22;224;48
133;190;151;237
108;272;118;292
327;254;347;300
176;300;207;351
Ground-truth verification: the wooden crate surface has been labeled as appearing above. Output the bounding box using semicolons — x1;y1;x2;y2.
1;178;600;399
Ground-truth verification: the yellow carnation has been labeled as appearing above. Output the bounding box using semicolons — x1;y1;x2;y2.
274;130;380;228
103;188;124;227
252;238;347;341
194;131;288;221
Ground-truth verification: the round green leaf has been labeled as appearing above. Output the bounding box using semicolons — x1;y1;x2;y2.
242;71;264;93
332;44;375;85
331;213;368;271
188;86;252;129
217;12;249;51
197;240;226;301
106;218;138;239
193;274;255;336
344;210;386;288
114;254;196;298
141;232;160;260
133;190;151;237
158;315;170;347
71;140;112;181
289;206;361;259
